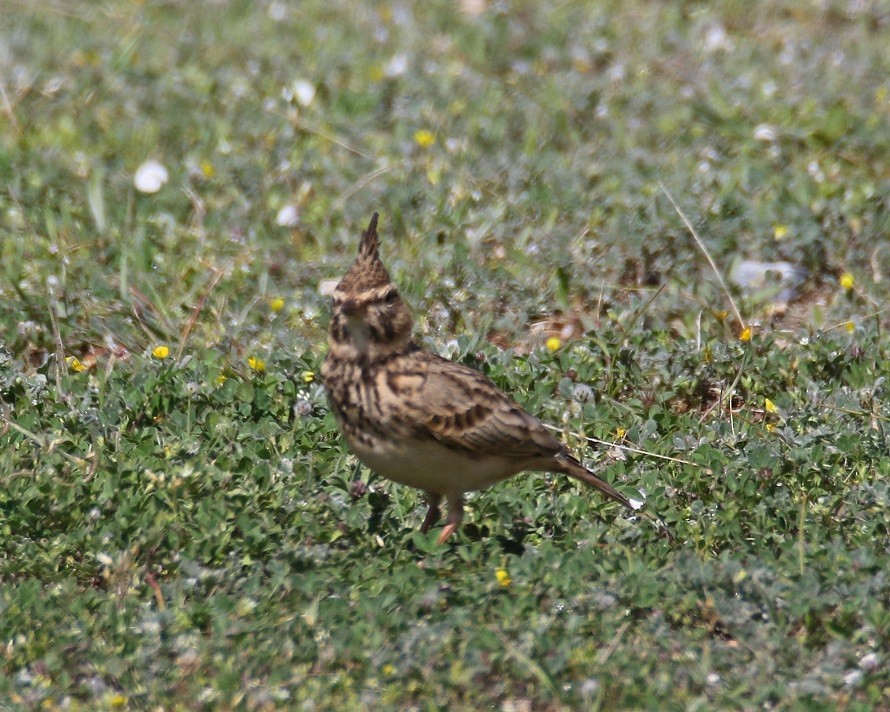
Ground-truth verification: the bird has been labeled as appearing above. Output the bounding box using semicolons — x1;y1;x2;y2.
321;213;646;544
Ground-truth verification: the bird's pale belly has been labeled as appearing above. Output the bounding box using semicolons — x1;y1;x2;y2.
344;434;521;495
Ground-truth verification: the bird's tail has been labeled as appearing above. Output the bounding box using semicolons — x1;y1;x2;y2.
554;452;671;536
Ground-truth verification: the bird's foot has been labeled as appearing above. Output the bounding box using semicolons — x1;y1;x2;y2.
420;500;442;533
436;523;458;545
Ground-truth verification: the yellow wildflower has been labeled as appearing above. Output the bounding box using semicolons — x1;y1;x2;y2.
765;422;777;433
572;56;592;73
66;356;87;373
546;336;561;352
839;272;854;291
369;64;385;82
247;356;265;372
739;327;752;343
413;129;436;148
215;374;227;386
382;664;397;676
615;426;627;439
269;297;285;312
764;398;778;414
152;345;170;359
301;370;315;383
844;320;855;333
200;160;215;179
495;569;511;587
772;224;788;240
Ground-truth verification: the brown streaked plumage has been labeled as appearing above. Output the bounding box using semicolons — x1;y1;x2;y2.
322;213;648;543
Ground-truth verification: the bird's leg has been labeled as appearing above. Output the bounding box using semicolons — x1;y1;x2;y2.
419;493;442;533
436;494;464;544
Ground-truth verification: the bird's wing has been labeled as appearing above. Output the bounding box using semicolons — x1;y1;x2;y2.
388;350;564;460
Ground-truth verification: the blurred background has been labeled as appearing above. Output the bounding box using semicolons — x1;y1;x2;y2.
2;0;887;362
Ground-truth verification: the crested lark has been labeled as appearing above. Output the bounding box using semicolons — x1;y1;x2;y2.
322;213;643;544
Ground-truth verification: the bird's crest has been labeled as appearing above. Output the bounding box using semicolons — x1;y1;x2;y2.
335;212;392;294
358;212;380;257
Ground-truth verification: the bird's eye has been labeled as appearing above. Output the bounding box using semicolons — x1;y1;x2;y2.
382;290;399;303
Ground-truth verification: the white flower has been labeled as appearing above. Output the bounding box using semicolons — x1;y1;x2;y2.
808;160;825;182
572;384;595;404
134;160;169;193
704;24;733;52
292;79;316;106
385;55;408;78
275;204;300;227
754;124;777;142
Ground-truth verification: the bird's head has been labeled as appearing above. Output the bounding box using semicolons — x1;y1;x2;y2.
328;213;413;361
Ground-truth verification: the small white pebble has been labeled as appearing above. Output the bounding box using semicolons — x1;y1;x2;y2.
859;652;879;671
134;160;169;193
843;670;863;686
754;124;777;142
275;204;300;227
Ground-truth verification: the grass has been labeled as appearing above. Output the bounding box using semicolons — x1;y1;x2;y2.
1;0;889;709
